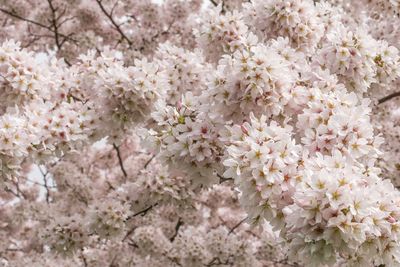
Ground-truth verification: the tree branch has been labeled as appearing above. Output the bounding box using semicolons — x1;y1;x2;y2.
95;0;132;46
123;226;136;241
228;216;247;235
46;0;72;66
125;203;158;222
38;165;51;203
170;218;183;242
209;0;225;12
143;154;155;169
123;203;158;241
217;173;233;184
0;7;77;43
4;187;22;199
132;204;156;217
209;0;218;6
378;91;400;105
113;143;128;179
81;248;88;267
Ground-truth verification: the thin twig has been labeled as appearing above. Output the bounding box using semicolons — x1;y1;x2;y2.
378;91;400;105
217;173;233;184
170;218;183;242
38;165;51;203
123;203;158;241
4;187;21;199
0;7;77;42
110;0;119;16
131;204;156;217
81;248;88;267
228;216;247;235
13;181;27;199
46;0;72;66
95;0;132;46
209;0;218;6
18;175;56;189
113;143;128;179
143;154;155;169
206;257;231;266
47;0;62;50
123;226;136;241
209;0;225;12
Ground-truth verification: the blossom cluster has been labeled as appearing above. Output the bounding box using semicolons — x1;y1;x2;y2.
155;43;210;103
297;86;383;160
223;114;301;227
0;0;400;266
206;41;299;122
316;25;400;92
75;50;165;142
194;6;252;60
0;41;94;183
143;93;224;187
224;112;400;265
244;0;324;52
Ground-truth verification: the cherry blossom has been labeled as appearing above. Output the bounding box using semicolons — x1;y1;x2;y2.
0;0;400;266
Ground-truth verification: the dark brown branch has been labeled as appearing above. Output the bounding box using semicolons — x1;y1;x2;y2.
0;7;51;30
134;154;155;177
209;0;225;12
81;249;88;267
228;216;247;235
123;226;136;241
378;91;400;105
143;154;155;169
209;0;218;6
170;218;183;242
55;6;67;22
47;0;72;66
1;17;8;27
128;14;138;23
61;32;77;44
38;165;51;203
0;7;77;43
113;143;128;179
4;187;21;199
13;181;28;199
132;204;156;217
125;203;158;222
217;173;233;184
18;175;56;188
95;0;132;46
123;203;158;241
27;26;59;40
110;0;119;17
206;257;231;266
